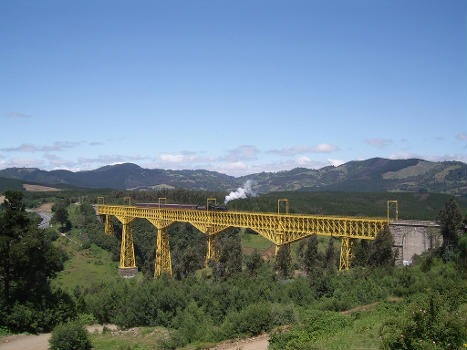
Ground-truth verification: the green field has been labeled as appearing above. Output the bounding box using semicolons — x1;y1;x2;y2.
240;229;273;252
52;240;121;294
270;299;403;350
89;326;175;350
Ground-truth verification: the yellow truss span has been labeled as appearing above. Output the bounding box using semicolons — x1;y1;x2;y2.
97;204;388;277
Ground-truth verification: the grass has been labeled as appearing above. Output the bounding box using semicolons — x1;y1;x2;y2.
240;229;274;252
290;235;333;261
310;303;397;350
270;300;403;350
51;203;124;293
89;326;191;350
90;326;220;350
52;240;120;294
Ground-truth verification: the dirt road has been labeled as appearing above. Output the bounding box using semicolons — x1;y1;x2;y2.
0;325;116;350
212;333;270;350
0;333;50;350
0;330;270;350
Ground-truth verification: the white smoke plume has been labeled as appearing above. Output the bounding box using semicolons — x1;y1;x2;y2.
224;180;257;204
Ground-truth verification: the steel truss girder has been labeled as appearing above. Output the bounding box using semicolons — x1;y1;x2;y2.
205;234;220;266
98;205;387;244
274;243;290;257
99;205;388;274
105;215;114;236
115;216;136;268
339;237;354;271
154;226;172;278
146;220;174;277
189;223;229;267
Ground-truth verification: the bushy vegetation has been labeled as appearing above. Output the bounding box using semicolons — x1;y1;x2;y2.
49;320;92;350
1;187;465;349
380;291;466;350
0;191;76;333
270;310;352;350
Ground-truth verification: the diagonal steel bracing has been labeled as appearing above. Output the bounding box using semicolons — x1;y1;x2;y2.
98;205;389;276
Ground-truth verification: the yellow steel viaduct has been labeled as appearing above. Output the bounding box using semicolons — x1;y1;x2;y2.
97;199;394;278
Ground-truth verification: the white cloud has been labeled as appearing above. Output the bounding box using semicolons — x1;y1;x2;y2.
269;144;338;156
78;154;147;165
366;138;393;148
424;154;467;163
0;157;45;168
268;146;311;156
311;143;339;153
1;141;81;153
1;144;38;152
389;152;466;163
45;154;68;166
297;156;312;166
158;152;214;164
328;158;345;167
222;145;259;161
160;154;188;163
389;152;417;160
7;112;31;118
219;161;248;170
456;132;466;141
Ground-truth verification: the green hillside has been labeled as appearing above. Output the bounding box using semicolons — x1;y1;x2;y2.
0;176;25;191
1;158;465;194
243;158;466;195
228;191;466;220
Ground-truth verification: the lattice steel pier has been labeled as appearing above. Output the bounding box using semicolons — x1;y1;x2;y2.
98;204;389;278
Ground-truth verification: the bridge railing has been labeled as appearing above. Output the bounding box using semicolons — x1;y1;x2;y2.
97;204;389;278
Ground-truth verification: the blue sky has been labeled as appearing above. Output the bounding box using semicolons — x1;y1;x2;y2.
1;0;466;176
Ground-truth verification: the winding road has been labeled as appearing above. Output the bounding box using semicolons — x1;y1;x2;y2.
26;210;52;229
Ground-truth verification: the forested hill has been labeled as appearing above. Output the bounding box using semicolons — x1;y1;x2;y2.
242;158;467;195
0;158;465;195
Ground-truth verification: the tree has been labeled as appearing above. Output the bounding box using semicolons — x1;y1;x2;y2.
0;191;28;302
76;202;96;227
0;191;74;332
173;246;202;280
437;197;463;260
246;249;262;276
368;227;394;267
49;320;92;350
323;237;336;273
351;239;370;267
215;229;242;280
275;245;292;279
53;207;69;231
299;235;321;275
380;292;466;350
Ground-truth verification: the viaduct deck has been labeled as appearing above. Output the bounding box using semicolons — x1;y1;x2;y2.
97;204;389;278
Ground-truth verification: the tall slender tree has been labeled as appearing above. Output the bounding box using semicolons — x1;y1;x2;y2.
323;237;337;273
437;197;463;259
368;227;394;267
275;244;292;279
0;191;64;303
299;235;321;275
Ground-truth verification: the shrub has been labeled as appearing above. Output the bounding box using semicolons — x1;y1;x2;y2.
269;310;351;350
271;303;297;326
171;301;216;343
380;292;466;350
3;290;76;333
49;320;92;350
221;302;273;337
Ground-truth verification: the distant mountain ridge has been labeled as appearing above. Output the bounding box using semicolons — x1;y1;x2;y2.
0;158;465;195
